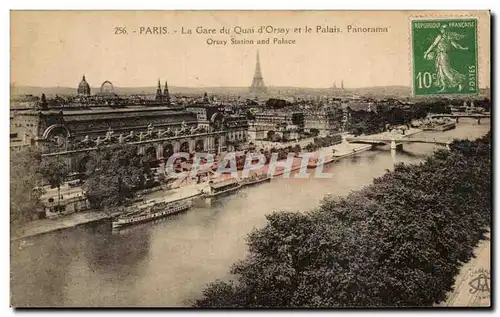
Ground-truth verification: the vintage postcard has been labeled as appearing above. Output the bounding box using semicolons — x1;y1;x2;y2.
10;10;491;308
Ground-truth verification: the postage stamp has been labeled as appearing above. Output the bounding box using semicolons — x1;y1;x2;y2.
411;18;478;96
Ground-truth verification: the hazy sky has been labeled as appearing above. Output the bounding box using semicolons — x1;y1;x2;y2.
11;11;490;88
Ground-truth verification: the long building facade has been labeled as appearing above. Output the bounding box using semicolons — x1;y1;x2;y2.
10;77;249;176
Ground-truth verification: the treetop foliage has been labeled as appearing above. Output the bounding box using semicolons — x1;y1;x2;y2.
194;132;491;308
84;145;153;209
10;146;44;229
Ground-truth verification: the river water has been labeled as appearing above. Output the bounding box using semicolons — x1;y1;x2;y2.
10;120;490;307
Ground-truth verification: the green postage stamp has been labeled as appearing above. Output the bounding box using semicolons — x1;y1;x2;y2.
411;18;478;96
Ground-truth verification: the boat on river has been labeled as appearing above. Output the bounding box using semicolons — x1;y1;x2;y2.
204;178;242;199
422;122;456;132
112;199;192;229
240;173;271;187
306;151;337;168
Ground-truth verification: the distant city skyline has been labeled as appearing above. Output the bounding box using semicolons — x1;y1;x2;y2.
11;11;490;89
10;81;411;89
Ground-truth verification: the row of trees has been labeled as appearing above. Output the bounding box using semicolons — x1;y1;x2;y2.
348;106;426;136
267;145;302;161
252;145;303;164
265;98;292;109
348;100;457;136
10;144;154;230
256;134;343;163
303;135;343;153
417;97;491;112
10;147;44;229
84;145;154;209
266;130;299;143
194;132;491;307
10;147;68;229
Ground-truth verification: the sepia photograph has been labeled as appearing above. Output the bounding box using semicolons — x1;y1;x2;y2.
8;9;491;308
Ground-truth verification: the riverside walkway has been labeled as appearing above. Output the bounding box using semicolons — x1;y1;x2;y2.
437;232;491;307
11;140;373;242
11;209;117;242
11;184;205;242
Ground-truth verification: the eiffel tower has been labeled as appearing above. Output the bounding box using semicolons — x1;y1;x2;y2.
249;50;267;94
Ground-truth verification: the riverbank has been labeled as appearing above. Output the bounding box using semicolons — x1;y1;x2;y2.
219;141;373;179
11;209;118;243
11;139;376;242
11;183;206;242
193;130;491;308
8;127;430;243
344;127;423;140
11;122;490;307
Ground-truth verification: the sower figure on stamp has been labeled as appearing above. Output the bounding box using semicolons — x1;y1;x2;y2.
424;24;469;92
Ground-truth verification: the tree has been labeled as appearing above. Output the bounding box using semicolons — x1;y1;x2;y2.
246;109;256;121
477;98;491;111
271;134;282;142
423;100;451;114
83;145;153;209
195;212;325;308
266;98;289;109
10;146;44;230
309;128;320;137
348;110;387;135
267;130;275;141
39;156;69;212
293;144;302;154
195;280;241;308
305;143;318;152
40;93;48;110
195;133;491;307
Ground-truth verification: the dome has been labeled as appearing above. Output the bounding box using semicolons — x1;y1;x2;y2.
77;75;91;95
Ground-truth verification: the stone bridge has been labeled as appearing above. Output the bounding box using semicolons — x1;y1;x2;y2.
345;136;452;150
429;113;490;124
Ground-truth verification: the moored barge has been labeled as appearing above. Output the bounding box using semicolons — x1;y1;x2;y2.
112;200;192;229
205;179;242;198
240;173;271;187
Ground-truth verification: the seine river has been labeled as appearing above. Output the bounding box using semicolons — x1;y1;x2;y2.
10;120;490;307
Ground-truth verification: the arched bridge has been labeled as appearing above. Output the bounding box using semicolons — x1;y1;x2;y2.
345;136;452;149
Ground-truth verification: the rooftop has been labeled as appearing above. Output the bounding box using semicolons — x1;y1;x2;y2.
13;106;191;116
